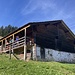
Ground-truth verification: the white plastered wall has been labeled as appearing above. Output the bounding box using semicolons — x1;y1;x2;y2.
36;46;75;63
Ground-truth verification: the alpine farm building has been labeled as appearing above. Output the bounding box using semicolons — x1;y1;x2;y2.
0;20;75;62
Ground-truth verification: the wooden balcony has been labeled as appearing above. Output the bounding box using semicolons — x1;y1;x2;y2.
5;36;26;52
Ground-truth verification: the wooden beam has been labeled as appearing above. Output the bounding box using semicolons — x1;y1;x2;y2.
9;48;11;60
13;25;30;35
5;38;6;51
12;34;14;53
24;28;26;60
6;35;13;39
1;40;3;51
13;45;24;50
13;34;14;41
12;52;19;60
24;45;26;60
0;25;30;42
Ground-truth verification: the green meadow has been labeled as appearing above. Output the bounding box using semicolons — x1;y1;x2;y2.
0;54;75;75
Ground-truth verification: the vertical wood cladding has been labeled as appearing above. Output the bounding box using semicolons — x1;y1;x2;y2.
32;23;75;53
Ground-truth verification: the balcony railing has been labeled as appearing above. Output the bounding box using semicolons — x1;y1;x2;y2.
5;36;26;50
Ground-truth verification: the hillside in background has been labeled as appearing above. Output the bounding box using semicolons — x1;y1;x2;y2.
0;25;18;37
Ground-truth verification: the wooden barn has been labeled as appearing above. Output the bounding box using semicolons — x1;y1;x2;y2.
0;20;75;62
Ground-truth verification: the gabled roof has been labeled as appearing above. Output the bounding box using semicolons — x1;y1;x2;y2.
0;20;75;41
61;20;75;38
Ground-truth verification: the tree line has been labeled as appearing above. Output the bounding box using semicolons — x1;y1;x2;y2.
0;25;18;37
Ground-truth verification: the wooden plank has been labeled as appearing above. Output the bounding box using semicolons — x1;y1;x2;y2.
13;25;30;35
9;46;11;59
24;45;26;60
1;40;3;51
24;28;26;60
12;34;14;53
12;52;19;60
6;35;13;39
2;50;9;53
13;45;24;50
5;38;6;51
13;39;25;45
13;42;24;48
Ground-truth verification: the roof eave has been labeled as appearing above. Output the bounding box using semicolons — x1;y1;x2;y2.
61;20;75;39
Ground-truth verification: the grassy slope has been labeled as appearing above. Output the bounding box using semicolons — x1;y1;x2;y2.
0;54;75;75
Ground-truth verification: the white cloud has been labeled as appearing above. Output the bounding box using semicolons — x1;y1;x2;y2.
22;0;37;15
21;0;75;34
21;0;57;15
21;0;75;20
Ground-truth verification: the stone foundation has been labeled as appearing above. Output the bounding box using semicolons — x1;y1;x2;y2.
36;46;75;63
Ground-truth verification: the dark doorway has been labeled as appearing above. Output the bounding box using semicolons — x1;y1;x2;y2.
40;47;45;59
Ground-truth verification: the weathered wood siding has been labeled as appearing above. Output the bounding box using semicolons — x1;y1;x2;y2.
32;23;74;53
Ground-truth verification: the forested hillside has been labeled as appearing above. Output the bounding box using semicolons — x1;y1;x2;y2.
0;25;18;37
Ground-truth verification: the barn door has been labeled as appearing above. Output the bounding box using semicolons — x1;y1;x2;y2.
40;48;45;59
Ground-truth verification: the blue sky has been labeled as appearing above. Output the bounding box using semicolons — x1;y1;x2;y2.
0;0;75;34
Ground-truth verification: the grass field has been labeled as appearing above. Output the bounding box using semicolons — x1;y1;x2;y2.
0;54;75;75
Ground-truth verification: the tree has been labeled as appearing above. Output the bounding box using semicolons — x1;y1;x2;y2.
0;25;18;37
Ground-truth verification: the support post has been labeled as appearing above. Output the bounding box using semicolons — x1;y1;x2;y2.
5;38;6;51
9;45;11;59
32;44;36;60
24;45;26;60
1;40;3;51
24;28;26;60
12;34;14;53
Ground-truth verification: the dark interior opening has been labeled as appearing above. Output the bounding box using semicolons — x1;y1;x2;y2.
0;42;2;46
27;50;31;53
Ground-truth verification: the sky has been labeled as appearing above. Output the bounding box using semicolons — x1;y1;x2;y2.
0;0;75;34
